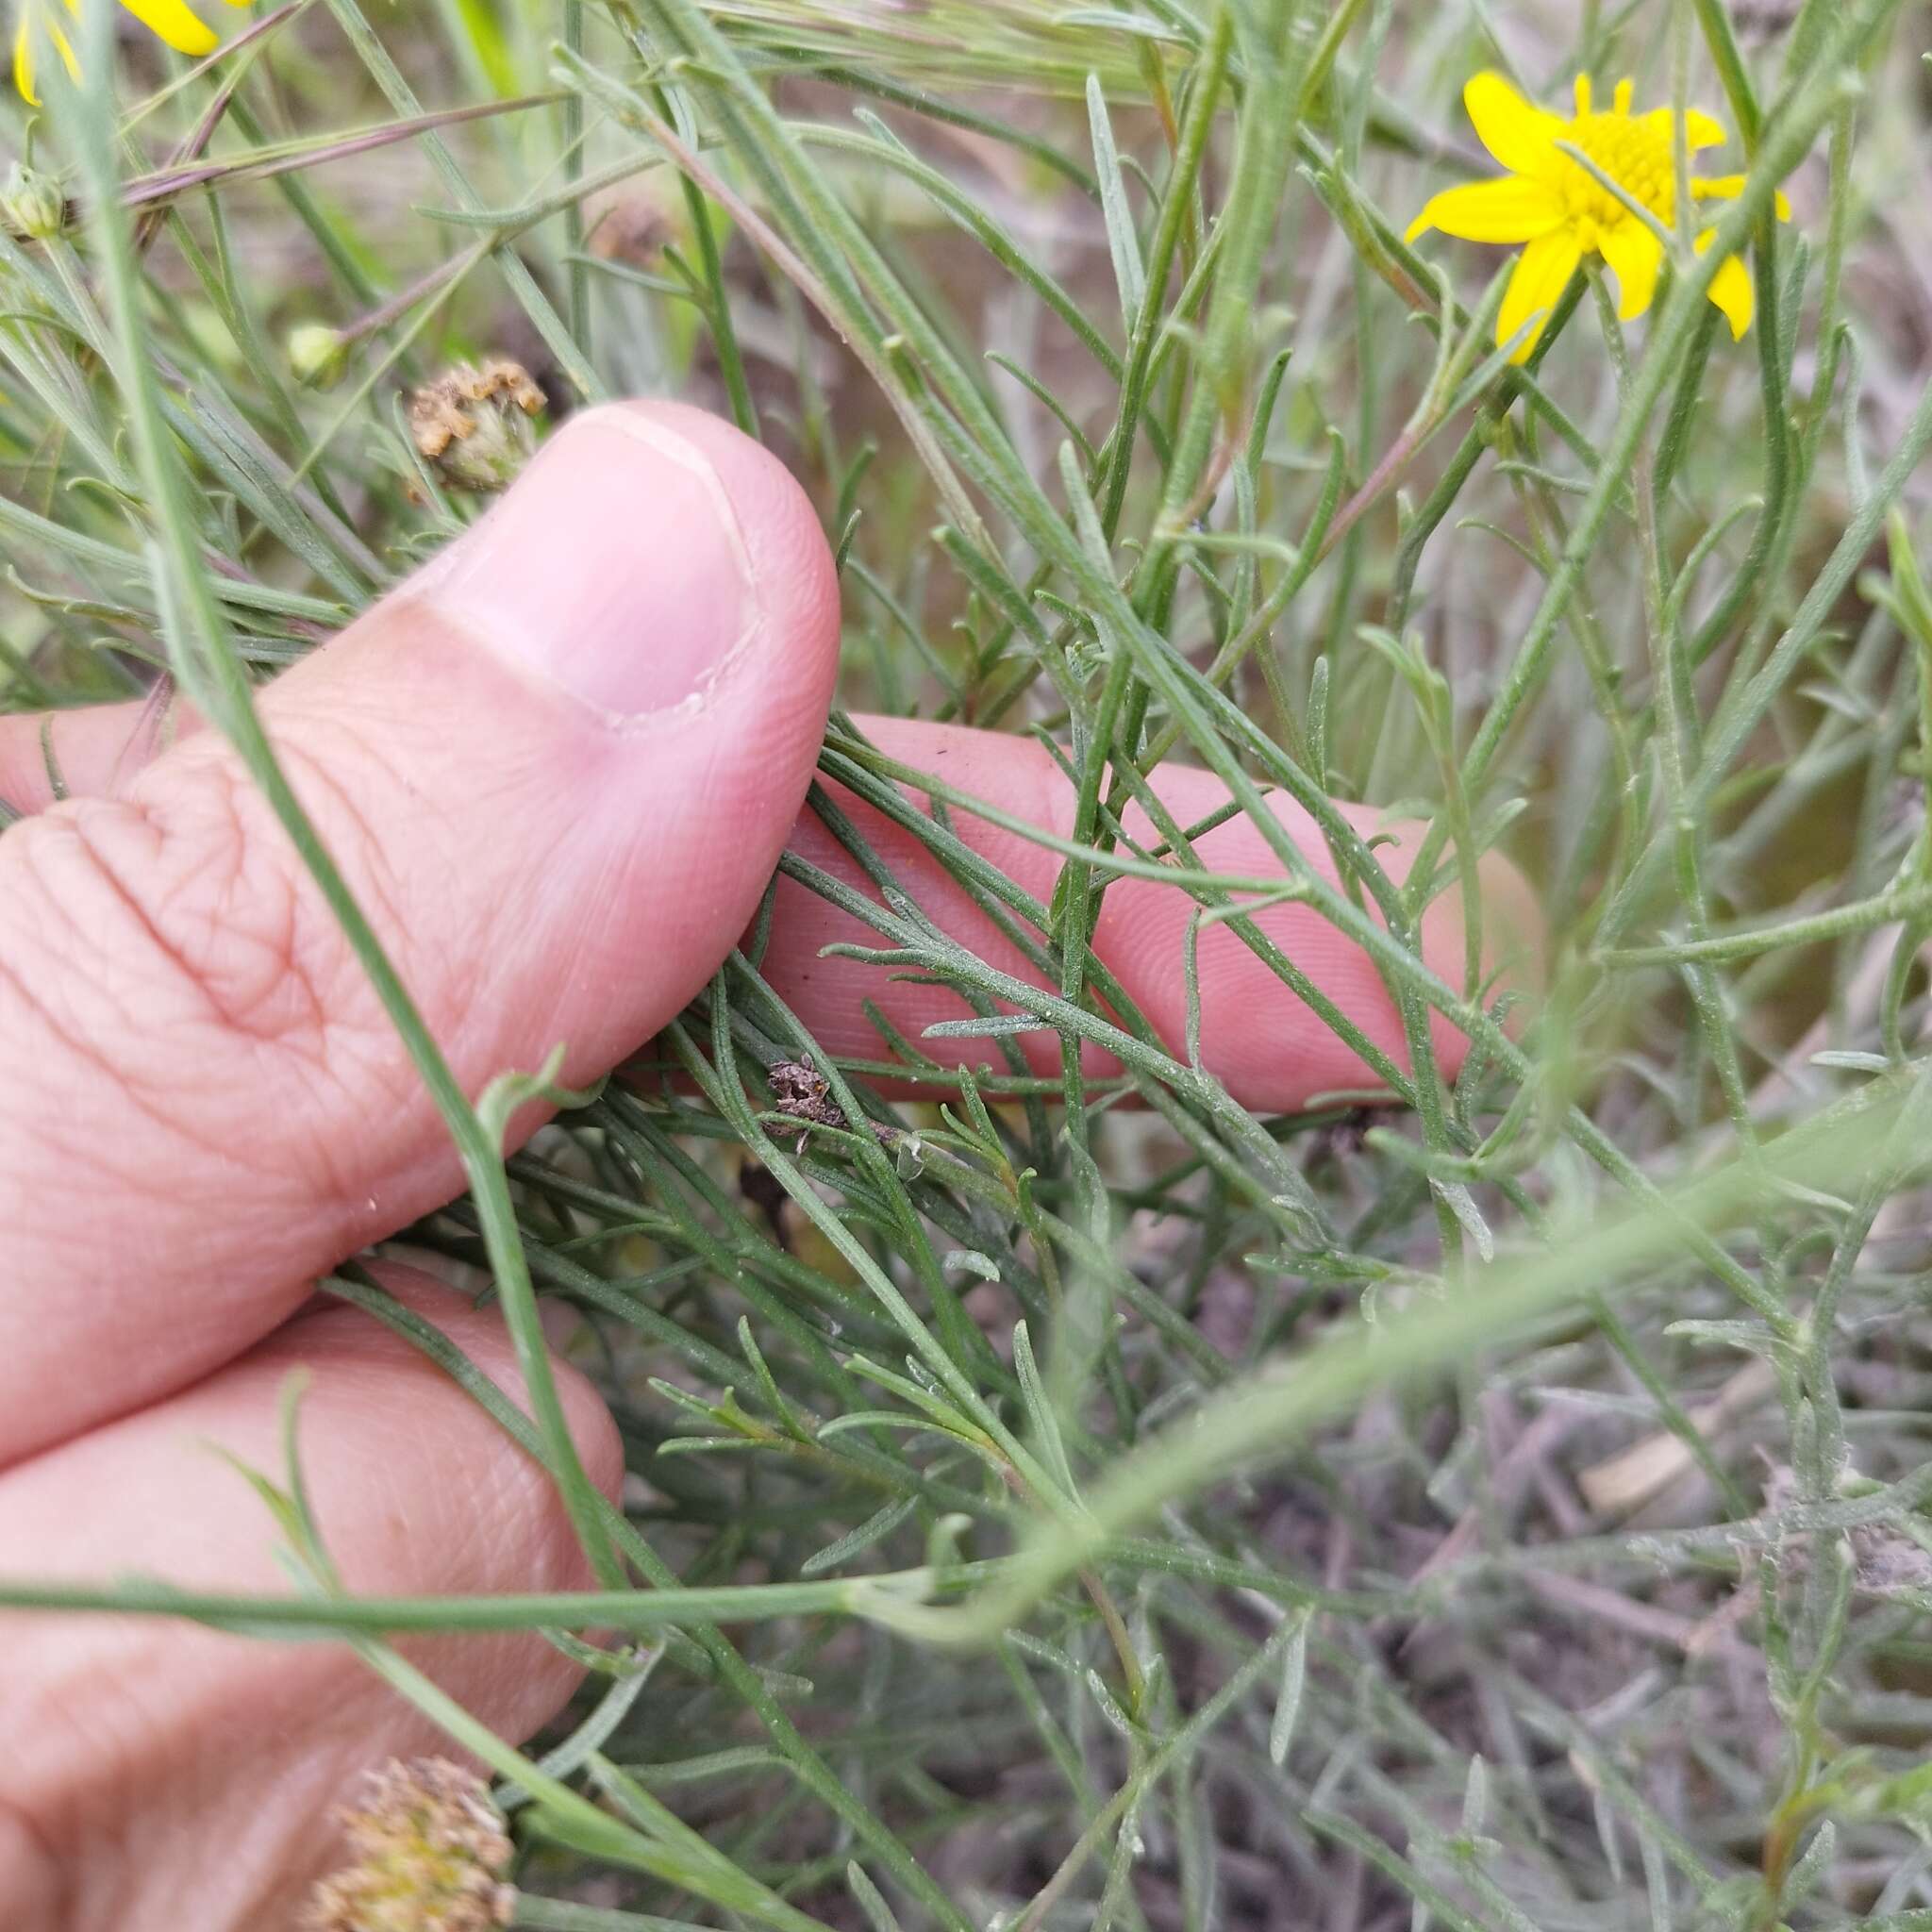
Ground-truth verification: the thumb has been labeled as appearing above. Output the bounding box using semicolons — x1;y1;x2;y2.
0;401;840;1462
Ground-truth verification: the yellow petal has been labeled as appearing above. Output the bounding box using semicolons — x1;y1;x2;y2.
1464;71;1562;176
1707;256;1754;337
1574;73;1592;115
1691;175;1793;220
1694;229;1754;338
1599;218;1663;321
1613;78;1634;114
16;9;80;100
13;11;36;104
1498;228;1583;361
1405;175;1565;244
115;0;220;55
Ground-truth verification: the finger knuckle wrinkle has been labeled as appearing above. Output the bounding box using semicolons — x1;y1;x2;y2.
0;1791;66;1930
12;756;373;1072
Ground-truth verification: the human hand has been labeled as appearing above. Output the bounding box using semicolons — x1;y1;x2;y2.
0;401;1534;1927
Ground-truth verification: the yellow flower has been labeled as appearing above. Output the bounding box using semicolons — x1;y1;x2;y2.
14;0;249;104
1407;72;1792;362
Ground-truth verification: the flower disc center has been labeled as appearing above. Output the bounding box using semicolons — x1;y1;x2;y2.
1558;113;1674;232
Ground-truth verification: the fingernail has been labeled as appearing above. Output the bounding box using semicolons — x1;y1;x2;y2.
419;406;759;720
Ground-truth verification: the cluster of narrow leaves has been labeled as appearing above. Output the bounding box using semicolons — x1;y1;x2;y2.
7;0;1932;1926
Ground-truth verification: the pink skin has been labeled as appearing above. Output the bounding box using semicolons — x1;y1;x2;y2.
0;403;1537;1930
775;723;1537;1108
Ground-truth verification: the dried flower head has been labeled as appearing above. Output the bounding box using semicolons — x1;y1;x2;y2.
406;358;545;494
302;1757;515;1932
588;190;679;269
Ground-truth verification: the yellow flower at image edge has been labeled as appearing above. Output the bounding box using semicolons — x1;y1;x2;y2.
1407;72;1792;362
14;0;248;103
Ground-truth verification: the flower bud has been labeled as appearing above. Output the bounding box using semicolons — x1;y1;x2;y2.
287;322;348;390
3;164;65;242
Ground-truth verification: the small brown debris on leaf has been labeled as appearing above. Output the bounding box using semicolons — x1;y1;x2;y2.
766;1059;896;1151
769;1059;851;1133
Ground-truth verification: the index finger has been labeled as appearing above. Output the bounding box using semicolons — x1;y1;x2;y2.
756;717;1541;1114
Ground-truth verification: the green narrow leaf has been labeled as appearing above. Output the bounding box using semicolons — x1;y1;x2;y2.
1086;73;1146;321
